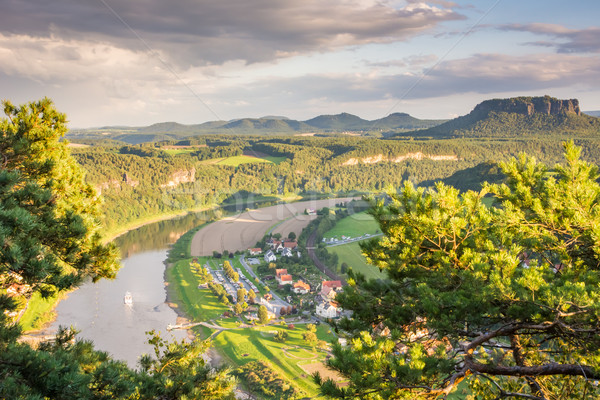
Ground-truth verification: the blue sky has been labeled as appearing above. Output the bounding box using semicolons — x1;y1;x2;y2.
1;0;599;127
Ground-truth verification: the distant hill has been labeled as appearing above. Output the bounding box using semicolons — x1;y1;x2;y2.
66;112;444;144
304;112;369;131
585;111;600;117
393;96;600;139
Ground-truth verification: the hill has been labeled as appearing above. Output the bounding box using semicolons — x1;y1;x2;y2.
392;96;600;139
66;112;445;144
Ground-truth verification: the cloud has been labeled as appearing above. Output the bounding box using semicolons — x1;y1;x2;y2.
0;0;463;68
500;23;600;54
217;53;600;107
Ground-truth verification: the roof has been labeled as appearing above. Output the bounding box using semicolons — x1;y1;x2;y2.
293;281;310;290
322;280;343;289
280;274;293;282
275;268;288;277
283;240;298;248
249;247;262;252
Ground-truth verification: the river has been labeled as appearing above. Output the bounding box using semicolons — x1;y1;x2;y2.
47;210;218;368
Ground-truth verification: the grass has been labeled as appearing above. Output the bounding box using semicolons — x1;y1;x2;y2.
213;324;335;397
323;212;379;239
166;258;229;321
328;241;386;281
19;291;63;332
214;155;287;166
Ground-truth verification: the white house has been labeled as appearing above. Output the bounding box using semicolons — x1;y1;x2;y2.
264;250;276;263
293;281;310;294
316;300;340;319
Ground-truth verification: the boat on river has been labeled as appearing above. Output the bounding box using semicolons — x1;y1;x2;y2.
124;291;133;306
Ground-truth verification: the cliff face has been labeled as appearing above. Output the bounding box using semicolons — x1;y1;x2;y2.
160;168;196;188
474;96;580;116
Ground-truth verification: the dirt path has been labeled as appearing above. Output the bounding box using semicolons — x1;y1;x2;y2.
190;198;356;256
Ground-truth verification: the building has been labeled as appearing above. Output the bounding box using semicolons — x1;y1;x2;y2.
316;300;340;319
282;247;293;257
278;274;293;285
320;280;343;300
293;281;310;294
264;250;276;263
248;248;262;256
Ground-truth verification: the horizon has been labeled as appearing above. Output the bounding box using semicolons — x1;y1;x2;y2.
2;1;600;128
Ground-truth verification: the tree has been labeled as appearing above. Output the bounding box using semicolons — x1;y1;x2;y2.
303;324;318;347
258;305;270;324
233;302;244;315
0;99;234;399
288;231;296;240
237;288;247;303
274;330;288;342
320;143;600;399
247;289;257;304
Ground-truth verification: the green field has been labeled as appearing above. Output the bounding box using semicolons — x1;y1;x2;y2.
327;241;386;280
213;155;287;166
214;324;335;398
323;212;379;239
166;258;229;321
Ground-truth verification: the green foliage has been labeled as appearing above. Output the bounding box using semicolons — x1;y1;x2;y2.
274;330;289;342
234;360;302;399
322;142;600;399
139;330;235;399
258;305;270;324
0;99;233;399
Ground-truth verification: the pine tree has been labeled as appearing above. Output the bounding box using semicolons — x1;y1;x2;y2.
320;142;600;399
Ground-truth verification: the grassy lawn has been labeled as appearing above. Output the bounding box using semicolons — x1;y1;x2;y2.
166;258;229;321
328;241;386;281
214;155;287;166
19;291;62;331
213;324;335;397
324;211;379;239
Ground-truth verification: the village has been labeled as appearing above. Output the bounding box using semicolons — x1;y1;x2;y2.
197;232;348;323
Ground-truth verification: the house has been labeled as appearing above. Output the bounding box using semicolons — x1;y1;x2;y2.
293;281;310;294
305;208;316;216
316;300;340;319
275;268;288;278
283;240;298;249
267;238;282;250
320;280;343;300
282;247;293;257
264;250;276;263
278;274;293;285
248;248;262;256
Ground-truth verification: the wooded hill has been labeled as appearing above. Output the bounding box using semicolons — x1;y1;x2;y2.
66;112;445;144
66;96;600;235
391;95;600;139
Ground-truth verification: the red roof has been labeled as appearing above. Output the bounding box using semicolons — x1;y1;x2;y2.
280;274;293;282
284;240;298;248
275;268;288;277
322;280;342;289
294;281;310;291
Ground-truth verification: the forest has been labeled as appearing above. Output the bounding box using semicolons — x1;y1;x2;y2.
68;133;600;236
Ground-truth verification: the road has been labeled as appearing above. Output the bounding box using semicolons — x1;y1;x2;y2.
239;255;290;313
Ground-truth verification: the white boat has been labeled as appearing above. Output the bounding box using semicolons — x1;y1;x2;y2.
124;291;133;306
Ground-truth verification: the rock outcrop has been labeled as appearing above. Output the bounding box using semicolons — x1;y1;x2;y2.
160;168;196;188
474;96;580;117
342;152;458;166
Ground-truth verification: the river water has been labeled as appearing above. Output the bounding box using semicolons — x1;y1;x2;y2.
48;211;217;368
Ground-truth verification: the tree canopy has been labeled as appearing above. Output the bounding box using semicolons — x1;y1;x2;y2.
0;99;234;399
320;142;600;399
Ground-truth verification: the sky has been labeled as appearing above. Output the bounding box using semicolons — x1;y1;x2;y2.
1;0;599;128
